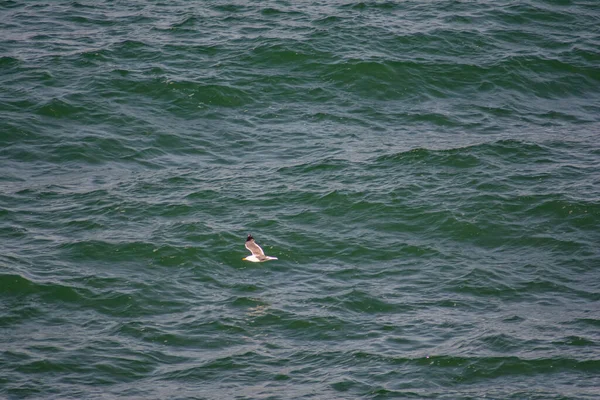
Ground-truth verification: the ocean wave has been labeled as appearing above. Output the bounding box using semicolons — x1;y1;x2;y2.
2;1;599;398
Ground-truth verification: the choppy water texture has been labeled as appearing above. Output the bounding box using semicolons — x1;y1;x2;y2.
1;1;600;399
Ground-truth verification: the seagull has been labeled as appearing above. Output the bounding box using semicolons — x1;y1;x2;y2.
243;234;278;262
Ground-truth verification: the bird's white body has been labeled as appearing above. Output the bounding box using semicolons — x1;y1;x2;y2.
243;255;278;263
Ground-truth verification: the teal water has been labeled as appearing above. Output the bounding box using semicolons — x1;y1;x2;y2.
1;1;600;399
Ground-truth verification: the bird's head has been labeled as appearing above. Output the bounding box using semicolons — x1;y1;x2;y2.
246;234;254;241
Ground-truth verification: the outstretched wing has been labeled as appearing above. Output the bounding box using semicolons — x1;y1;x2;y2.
245;236;265;258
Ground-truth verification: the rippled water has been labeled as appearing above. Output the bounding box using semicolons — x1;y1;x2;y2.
1;1;599;399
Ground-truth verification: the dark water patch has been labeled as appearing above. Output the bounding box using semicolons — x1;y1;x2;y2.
416;28;503;59
324;267;365;281
339;351;600;377
347;1;399;11
322;59;420;100
0;304;43;328
0;55;20;68
468;140;553;163
575;318;600;328
261;7;285;16
517;279;599;302
518;231;597;259
284;316;349;336
4;68;56;91
452;356;600;382
73;275;124;291
432;213;512;247
184;189;221;201
479;333;529;353
1;98;42;115
445;268;518;299
34;97;87;119
168;14;199;29
243;40;332;68
535;109;592;124
84;291;149;317
304;111;373;127
115;321;246;349
500;55;600;93
120;146;169;166
243;308;363;341
181;82;253;108
499;2;579;25
552;336;596;347
89;357;156;383
312;15;348;26
310;289;402;315
60;239;208;269
403;111;464;128
372;146;484;168
278;157;348;175
106;76;254;110
394;243;442;259
4;384;46;400
46;137;136;165
0;0;19;9
527;197;600;221
144;202;197;219
566;45;600;65
337;290;399;314
60;240;156;262
0;224;28;240
325;260;428;283
162;350;281;382
63;13;113;27
70;1;98;10
15;346;164;388
140;132;214;160
109;39;163;60
0;273;95;305
315;45;599;101
15;358;84;375
161;42;222;58
2;350;32;366
75;48;113;67
214;4;248;13
503;314;526;323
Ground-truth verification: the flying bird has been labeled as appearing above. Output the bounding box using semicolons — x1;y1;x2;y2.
243;234;278;262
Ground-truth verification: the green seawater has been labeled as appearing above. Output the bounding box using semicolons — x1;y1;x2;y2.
1;1;599;399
